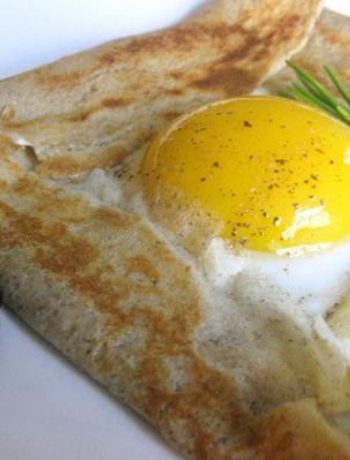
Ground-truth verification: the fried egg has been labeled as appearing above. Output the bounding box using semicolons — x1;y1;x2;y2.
142;96;350;253
140;96;350;313
139;96;350;414
70;96;350;415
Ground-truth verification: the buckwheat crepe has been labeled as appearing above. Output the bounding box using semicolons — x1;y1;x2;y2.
2;1;350;459
264;8;350;98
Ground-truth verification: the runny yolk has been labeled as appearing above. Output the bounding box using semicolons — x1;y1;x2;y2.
141;96;350;254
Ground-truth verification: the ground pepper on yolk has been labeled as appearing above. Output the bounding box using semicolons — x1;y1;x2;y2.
142;96;350;254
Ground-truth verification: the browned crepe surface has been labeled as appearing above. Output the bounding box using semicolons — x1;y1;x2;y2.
264;8;350;95
3;1;350;459
0;0;320;178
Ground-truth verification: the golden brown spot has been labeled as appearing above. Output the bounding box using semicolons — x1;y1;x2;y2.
68;98;131;123
0;228;22;247
98;51;117;66
37;238;98;275
35;69;82;90
68;112;90;123
193;66;255;96
162;111;180;121
36;145;129;179
217;37;260;65
102;97;129;109
94;208;128;229
127;255;160;284
169;70;184;80
0;179;9;192
165;88;184;97
123;27;202;55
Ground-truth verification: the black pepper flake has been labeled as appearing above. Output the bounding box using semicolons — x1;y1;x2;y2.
212;161;220;168
329;160;335;165
200;177;206;182
273;216;282;226
243;120;252;128
310;174;318;181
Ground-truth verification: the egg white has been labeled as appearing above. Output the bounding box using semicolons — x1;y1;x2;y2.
203;236;350;318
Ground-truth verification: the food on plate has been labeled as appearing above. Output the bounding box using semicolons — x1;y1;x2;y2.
5;0;350;459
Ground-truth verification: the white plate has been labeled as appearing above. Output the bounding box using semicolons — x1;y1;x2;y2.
0;1;349;459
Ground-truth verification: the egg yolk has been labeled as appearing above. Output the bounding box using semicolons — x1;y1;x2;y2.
142;96;350;253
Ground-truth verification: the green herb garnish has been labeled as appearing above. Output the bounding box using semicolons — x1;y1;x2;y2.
279;60;350;127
